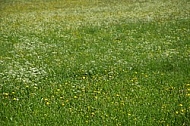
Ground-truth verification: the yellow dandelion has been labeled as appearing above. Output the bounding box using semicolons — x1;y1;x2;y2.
186;84;190;86
13;98;18;101
186;94;190;96
74;96;77;99
91;112;95;116
179;104;183;107
62;103;65;106
181;109;185;113
46;102;50;105
44;98;48;101
175;111;178;114
34;86;38;89
3;93;9;96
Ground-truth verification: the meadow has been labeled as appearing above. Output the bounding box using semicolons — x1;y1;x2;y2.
0;0;190;125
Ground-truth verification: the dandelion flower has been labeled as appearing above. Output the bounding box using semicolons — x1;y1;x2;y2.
13;98;18;101
46;102;50;105
179;104;183;107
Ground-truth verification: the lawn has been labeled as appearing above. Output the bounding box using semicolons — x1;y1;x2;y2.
0;0;190;125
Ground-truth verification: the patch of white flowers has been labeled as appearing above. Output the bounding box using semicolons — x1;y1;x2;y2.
1;60;47;84
0;36;54;85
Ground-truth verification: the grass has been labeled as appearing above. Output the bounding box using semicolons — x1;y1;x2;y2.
0;0;190;125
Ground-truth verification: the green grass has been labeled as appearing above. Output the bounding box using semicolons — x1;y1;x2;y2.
0;0;190;125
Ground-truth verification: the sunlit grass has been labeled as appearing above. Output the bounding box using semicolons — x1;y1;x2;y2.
0;0;190;125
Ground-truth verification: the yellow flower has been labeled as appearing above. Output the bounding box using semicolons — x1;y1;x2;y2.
186;84;190;86
13;98;18;101
46;102;50;105
179;104;183;107
186;94;190;96
3;93;9;96
91;112;95;116
181;109;185;113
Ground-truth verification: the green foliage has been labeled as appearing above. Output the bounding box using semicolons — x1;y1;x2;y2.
0;0;190;125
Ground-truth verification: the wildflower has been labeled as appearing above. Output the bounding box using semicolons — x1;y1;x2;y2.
186;94;190;96
62;103;65;106
186;84;190;86
3;93;9;96
46;102;50;105
91;112;95;116
13;98;18;101
34;86;38;89
181;109;185;113
175;111;178;114
116;94;120;97
179;104;183;107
